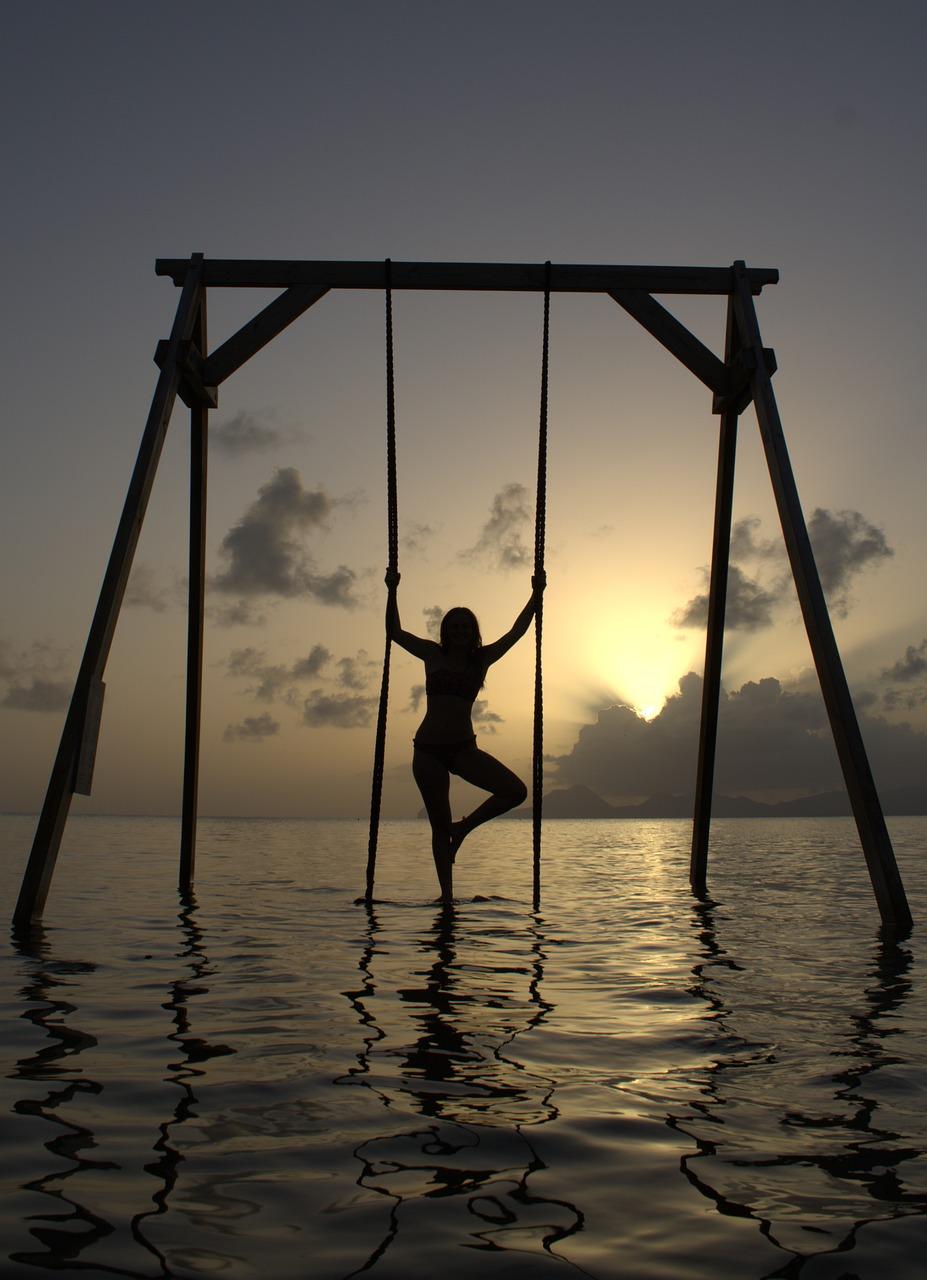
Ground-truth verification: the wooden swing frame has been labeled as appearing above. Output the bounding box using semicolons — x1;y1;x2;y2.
12;256;912;933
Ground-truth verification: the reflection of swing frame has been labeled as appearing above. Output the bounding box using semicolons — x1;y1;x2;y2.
12;258;912;931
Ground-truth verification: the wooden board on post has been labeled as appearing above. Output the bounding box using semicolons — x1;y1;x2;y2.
73;679;105;796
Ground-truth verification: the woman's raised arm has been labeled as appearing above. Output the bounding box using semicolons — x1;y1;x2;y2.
385;570;437;660
480;572;546;667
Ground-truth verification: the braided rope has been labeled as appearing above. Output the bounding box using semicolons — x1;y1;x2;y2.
365;262;397;902
533;263;551;909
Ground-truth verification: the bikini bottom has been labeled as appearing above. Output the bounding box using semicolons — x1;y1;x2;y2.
413;735;477;774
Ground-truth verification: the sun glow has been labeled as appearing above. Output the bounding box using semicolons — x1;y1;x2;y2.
579;602;702;724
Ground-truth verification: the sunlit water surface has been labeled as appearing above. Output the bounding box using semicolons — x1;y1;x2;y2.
2;815;927;1279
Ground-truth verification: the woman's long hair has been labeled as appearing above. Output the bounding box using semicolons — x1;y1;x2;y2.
439;607;485;688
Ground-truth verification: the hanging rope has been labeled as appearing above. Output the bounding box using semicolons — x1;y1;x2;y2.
365;260;398;902
533;262;551;910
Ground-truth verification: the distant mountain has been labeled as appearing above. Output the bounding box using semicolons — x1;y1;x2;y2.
510;784;927;819
540;785;619;818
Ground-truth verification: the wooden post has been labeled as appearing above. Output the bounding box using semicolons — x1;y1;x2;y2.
691;413;738;893
731;262;912;932
690;296;741;894
12;256;205;930
180;293;209;893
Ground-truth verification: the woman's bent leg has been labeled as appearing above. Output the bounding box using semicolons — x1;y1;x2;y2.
412;748;454;901
450;747;527;856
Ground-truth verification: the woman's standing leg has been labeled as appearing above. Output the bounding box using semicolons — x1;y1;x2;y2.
412;748;454;901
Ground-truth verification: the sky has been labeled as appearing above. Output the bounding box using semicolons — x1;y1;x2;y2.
2;1;926;820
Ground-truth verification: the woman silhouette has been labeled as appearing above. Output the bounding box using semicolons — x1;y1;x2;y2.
386;569;545;901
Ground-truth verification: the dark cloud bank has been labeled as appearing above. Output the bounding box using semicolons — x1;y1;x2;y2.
554;672;927;801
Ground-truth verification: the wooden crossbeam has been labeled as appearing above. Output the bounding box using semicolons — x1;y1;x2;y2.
608;290;729;394
156;258;778;295
202;285;329;386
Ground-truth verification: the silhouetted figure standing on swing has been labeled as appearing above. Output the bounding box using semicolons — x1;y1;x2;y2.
385;569;545;901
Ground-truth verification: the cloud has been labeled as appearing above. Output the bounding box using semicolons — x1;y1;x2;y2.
730;516;782;564
213;467;359;606
292;645;331;679
422;605;443;641
0;641;15;681
302;690;377;728
808;508;893;616
0;639;72;712
402;522;436;553
304;567;359;608
673;508;892;632
337;651;377;690
553;671;927;798
473;698;504;735
2;678;71;712
883;687;927;713
673;565;782;631
208;599;268;628
125;562;172;612
223;713;280;743
461;483;532;570
882;639;927;684
407;683;426;712
225;647;289;702
211;411;282;457
225;644;334;704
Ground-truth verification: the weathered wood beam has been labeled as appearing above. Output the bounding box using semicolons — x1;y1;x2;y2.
691;294;741;893
202;285;329;386
712;345;777;415
180;295;209;895
609;289;729;394
73;678;105;795
154;338;218;409
13;256;205;930
731;260;912;932
156;258;779;295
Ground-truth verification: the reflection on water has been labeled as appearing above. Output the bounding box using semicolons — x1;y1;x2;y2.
129;893;235;1272
9;894;235;1277
9;926;113;1271
2;816;927;1277
337;903;585;1274
675;897;927;1274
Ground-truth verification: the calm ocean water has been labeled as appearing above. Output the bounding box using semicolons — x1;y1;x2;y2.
2;813;926;1279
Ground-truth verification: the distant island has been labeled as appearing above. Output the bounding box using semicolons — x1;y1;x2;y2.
508;783;927;819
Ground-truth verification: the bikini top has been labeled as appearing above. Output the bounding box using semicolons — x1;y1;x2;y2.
425;664;483;702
